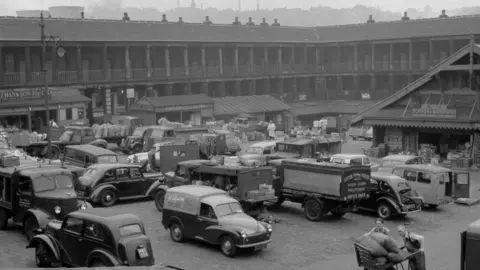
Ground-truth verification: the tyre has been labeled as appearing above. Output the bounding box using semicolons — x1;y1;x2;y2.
0;208;9;230
220;236;237;257
132;145;142;154
89;257;112;267
154;189;166;212
331;208;347;218
35;242;52;267
99;189;117;207
24;216;39;242
304;198;324;221
275;195;285;206
377;203;393;220
351;136;357;140
169;223;184;242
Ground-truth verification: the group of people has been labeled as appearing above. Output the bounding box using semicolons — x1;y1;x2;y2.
370;218;426;270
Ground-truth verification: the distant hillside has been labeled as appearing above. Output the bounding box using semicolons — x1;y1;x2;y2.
86;4;479;27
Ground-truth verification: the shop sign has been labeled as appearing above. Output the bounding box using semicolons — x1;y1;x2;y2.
0;88;52;101
412;104;456;119
126;88;135;99
130;100;154;111
160;103;213;112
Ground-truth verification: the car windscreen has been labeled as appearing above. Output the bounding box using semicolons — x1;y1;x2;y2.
132;127;147;137
33;174;74;193
97;155;118;163
245;147;263;155
119;224;143;237
215;202;243;217
381;160;403;167
151;129;165;137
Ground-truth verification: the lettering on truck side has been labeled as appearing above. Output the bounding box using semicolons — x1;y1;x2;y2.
343;173;369;199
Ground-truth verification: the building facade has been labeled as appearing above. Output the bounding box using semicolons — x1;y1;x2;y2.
1;11;480;121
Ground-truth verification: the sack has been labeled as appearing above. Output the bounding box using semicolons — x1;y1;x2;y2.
371;232;400;253
59;130;74;142
387;251;407;263
373;257;388;267
405;237;421;253
356;234;388;257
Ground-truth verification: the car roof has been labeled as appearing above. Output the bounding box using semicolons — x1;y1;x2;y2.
147;126;173;130
371;172;408;185
167;185;227;198
68;208;141;226
201;194;238;207
65;126;90;130
278;138;314;145
195;164;270;175
88;163;141;171
0;159;73;176
393;164;451;173
249;141;276;148
178;159;210;166
66;144;116;155
382;155;419;162
331;154;367;159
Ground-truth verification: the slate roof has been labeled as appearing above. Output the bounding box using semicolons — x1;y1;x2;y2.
141;94;213;108
0;94;90;108
313;15;480;42
350;43;480;126
3;14;480;43
214;95;290;116
0;16;318;43
290;100;376;116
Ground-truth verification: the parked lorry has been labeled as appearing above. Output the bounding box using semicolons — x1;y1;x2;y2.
274;159;371;221
141;126;209;152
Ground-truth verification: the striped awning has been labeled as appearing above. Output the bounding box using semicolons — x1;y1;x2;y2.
363;119;480;130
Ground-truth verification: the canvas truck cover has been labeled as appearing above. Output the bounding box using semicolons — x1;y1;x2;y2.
280;159;371;201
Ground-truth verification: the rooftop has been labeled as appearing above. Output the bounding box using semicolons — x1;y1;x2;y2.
214;95;290;116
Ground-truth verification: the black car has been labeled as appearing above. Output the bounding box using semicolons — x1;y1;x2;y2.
26;208;155;267
75;163;164;207
356;172;424;219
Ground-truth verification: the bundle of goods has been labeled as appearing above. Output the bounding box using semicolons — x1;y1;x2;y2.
247;131;266;142
355;231;407;267
418;144;436;163
445;147;471;168
59;130;74;142
157;118;191;129
92;124;128;139
0;131;11;150
0;150;21;167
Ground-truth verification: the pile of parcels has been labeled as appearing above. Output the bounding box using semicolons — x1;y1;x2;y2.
442;142;471;169
91;123;129;139
1;128;46;147
418;144;436;164
355;230;408;267
157;118;193;129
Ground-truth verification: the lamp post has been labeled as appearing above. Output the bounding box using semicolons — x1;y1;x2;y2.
40;12;65;158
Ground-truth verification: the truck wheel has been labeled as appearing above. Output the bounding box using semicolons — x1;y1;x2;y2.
304;198;324;221
24;216;39;242
99;189;117;207
0;208;9;230
35;242;52;267
89;257;112;267
220;236;237;257
154;190;166;212
377;203;393;220
169;223;184;242
331;208;347;218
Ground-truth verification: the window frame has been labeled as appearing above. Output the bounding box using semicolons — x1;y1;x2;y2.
62;217;84;236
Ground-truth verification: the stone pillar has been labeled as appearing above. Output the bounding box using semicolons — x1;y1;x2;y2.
264;47;268;66
370;75;377;99
353;44;358;71
428;39;434;67
278;77;284;99
146;45;152;79
165;47;171;77
111;89;118;115
277;47;282;70
202;81;209;96
25;46;31;83
234;47;239;75
184;83;192;95
104;87;112;115
337;75;343;93
303;46;308;65
337;45;341;70
371;43;376;70
250;80;256;95
249;47;254;72
165;83;173;96
51;45;57;81
389;74;395;95
218;48;224;75
146;84;154;97
218;81;226;97
234;80;241;96
201;46;207;77
76;45;82;81
449;39;455;55
125;46;131;80
353;75;360;98
290;46;295;70
408;41;413;70
291;78;297;101
184;47;189;76
102;46;108;80
389;43;394;70
264;78;271;94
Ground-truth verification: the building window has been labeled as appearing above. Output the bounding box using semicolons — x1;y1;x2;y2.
78;108;85;119
66;108;72;120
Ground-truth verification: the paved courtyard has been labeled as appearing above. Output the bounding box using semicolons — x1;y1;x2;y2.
0;140;478;269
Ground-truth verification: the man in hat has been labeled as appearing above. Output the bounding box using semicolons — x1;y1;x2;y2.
368;218;390;235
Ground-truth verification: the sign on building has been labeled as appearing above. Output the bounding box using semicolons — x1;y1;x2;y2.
412;104;456;119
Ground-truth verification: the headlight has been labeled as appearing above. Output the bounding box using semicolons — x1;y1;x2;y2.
79;203;87;210
266;224;273;232
54;206;61;214
240;230;247;238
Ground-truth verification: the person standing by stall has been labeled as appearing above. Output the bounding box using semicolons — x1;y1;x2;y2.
267;121;276;141
397;225;426;270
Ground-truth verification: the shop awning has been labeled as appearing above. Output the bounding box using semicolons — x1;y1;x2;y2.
363;119;480;130
290;100;376;116
214;95;290;116
130;94;214;112
0;94;90;108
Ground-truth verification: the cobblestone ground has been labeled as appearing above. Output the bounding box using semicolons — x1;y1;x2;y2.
1;140;478;269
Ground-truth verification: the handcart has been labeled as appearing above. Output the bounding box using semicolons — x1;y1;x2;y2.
354;242;421;270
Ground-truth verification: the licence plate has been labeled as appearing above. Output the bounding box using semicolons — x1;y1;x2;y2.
76;191;84;197
136;247;149;258
254;244;267;251
405;204;416;210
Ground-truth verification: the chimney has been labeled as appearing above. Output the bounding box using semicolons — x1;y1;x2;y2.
272;18;280;26
204;16;212;25
439;9;448;18
178;17;184;23
401;12;410;21
367;14;375;23
246;17;255;26
161;14;168;22
260;18;268;26
232;16;241;25
122;12;130;21
80;11;84;19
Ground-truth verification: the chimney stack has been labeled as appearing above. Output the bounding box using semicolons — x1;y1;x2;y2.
122;12;130;21
246;17;255;26
367;14;375;23
204;16;212;25
162;14;168;22
260;18;268;26
178;17;184;23
402;12;410;21
232;16;241;25
272;18;280;26
439;9;448;18
80;11;84;19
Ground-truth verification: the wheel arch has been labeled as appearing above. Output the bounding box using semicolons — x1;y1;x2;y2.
86;249;122;267
26;235;61;261
24;209;51;229
90;185;117;202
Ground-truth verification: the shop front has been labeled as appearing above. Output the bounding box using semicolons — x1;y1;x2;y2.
129;94;214;125
351;43;480;168
0;87;91;131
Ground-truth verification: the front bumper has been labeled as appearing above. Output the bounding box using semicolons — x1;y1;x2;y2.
237;239;272;248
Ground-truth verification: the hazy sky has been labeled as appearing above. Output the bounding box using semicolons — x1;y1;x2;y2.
1;0;478;13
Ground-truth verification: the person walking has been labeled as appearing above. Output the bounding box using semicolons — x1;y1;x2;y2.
397;225;426;270
267;121;276;141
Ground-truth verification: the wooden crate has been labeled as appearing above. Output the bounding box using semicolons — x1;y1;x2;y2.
0;156;20;167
